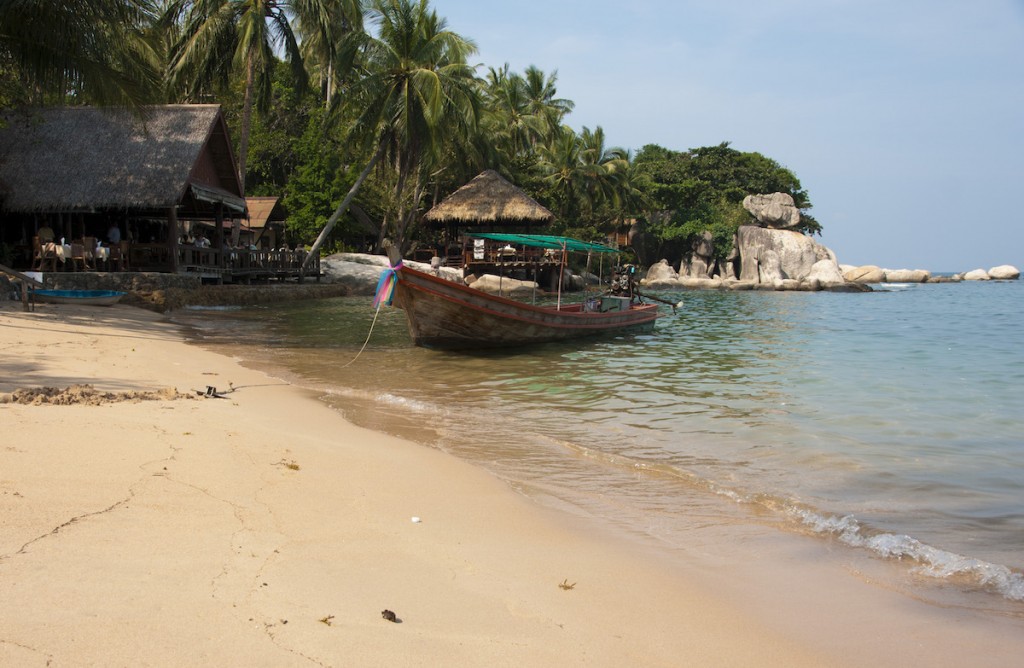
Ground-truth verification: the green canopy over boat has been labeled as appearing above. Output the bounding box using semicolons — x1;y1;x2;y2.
465;233;619;254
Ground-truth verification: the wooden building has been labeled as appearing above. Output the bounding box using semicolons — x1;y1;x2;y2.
0;105;247;278
246;196;287;250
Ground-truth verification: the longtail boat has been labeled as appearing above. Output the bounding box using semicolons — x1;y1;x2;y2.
380;234;660;350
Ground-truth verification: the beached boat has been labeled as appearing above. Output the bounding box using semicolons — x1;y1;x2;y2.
382;235;660;349
33;289;126;306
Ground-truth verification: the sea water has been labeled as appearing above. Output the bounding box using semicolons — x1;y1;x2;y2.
171;279;1024;608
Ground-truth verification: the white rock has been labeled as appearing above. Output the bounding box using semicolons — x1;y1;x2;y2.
758;249;784;283
963;269;990;281
470;274;538;296
988;265;1020;280
644;259;679;283
843;265;886;283
806;259;845;285
742;193;801;228
883;269;930;283
736;226;834;282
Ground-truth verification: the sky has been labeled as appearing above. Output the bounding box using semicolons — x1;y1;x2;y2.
431;0;1024;271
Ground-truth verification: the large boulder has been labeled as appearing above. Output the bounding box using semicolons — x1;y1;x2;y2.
884;268;931;283
470;274;538;296
686;256;711;279
843;265;886;283
758;250;784;283
686;230;715;278
321;253;463;294
736;225;836;283
644;259;679;283
963;269;991;281
988;265;1020;280
742;193;801;229
321;254;391;294
806;259;845;286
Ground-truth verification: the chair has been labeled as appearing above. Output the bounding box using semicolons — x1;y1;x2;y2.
82;236;97;270
69;241;88;271
31;236;58;272
108;241;128;271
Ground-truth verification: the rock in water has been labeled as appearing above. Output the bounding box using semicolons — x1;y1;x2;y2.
988;265;1020;280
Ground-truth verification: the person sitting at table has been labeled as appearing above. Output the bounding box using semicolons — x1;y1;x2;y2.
38;224;55;244
107;224;121;245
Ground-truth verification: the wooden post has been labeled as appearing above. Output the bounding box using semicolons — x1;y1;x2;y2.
0;263;42;312
214;204;225;269
168;207;179;272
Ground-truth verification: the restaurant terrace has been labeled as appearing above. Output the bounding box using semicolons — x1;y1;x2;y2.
0;105;316;282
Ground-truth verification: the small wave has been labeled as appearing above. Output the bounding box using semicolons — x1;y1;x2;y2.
321;386;437;414
183;304;245;311
790;507;1024;602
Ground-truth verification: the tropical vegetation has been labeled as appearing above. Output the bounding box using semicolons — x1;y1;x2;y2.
0;0;820;267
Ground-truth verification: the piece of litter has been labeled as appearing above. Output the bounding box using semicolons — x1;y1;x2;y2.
411;517;421;523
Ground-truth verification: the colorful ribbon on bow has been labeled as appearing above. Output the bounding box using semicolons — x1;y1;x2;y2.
373;260;403;307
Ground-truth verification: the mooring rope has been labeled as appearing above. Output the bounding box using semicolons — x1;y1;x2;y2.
339;301;384;368
339;260;402;369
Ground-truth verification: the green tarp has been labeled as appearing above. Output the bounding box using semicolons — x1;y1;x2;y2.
466;233;619;254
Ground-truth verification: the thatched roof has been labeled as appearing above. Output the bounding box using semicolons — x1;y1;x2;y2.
423;170;554;225
0;105;244;213
246;196;285;229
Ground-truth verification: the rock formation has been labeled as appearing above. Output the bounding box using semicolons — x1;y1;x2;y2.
735;225;838;283
742;193;801;229
685;231;714;278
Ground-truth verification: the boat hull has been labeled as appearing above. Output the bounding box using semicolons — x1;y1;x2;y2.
33;289;126;306
393;265;658;349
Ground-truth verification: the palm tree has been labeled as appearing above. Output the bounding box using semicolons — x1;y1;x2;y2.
165;0;335;193
521;65;573;142
480;64;573;169
292;0;362;107
303;0;480;265
538;125;631;231
577;126;629;212
0;0;161;108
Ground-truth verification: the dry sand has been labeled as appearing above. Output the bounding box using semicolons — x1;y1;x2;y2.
1;302;1021;667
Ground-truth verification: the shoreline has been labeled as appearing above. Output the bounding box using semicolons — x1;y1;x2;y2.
2;302;1022;666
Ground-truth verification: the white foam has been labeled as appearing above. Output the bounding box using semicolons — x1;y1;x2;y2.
790;508;1024;601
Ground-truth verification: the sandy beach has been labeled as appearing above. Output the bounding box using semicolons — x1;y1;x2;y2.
2;302;1022;667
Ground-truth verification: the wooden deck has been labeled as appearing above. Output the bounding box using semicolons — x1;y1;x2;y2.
117;243;320;281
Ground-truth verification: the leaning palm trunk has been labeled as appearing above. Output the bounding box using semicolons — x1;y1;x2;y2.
301;142;385;273
237;54;255;194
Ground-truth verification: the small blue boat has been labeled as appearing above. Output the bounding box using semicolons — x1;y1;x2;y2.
33;289;126;306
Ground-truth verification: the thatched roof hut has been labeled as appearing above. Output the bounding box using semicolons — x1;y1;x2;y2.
423;170;554;226
0;105;244;215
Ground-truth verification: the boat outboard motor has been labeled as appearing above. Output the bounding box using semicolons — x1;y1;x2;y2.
611;264;639;301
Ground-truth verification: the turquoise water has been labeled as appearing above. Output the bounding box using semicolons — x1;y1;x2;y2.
172;279;1024;604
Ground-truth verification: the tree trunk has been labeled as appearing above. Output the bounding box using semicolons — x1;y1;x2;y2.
237;53;255;195
301;141;385;273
